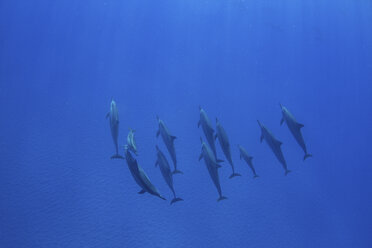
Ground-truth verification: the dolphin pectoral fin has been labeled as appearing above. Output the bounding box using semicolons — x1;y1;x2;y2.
297;123;304;129
260;134;264;143
105;112;110;119
280;117;284;126
155;160;159;167
216;159;224;163
138;189;146;194
156;130;160;137
171;135;177;141
303;153;312;161
217;196;228;202
170;197;184;205
172;169;183;175
214;163;222;168
229;173;242;179
159;195;167;200
198;153;203;161
111;154;125;159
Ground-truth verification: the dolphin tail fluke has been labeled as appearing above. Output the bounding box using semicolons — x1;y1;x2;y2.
170;197;184;205
111;154;125;160
285;170;291;176
303;154;312;161
229;173;242;179
253;174;259;179
172;169;184;175
217;196;228;202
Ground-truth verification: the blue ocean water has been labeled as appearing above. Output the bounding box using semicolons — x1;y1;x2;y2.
1;0;372;247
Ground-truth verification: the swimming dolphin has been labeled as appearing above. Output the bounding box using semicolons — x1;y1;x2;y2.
198;106;220;161
257;120;291;175
238;145;259;178
155;146;183;205
124;146;166;200
280;104;312;161
156;116;183;174
199;137;227;202
127;128;138;155
106;98;124;159
215;118;241;178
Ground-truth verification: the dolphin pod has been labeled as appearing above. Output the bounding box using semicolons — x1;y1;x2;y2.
280;104;312;161
108;100;312;203
155;146;183;205
215;118;241;179
156;115;183;175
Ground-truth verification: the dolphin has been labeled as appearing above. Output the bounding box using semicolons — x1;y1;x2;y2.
198;106;220;161
126;128;138;155
280;104;312;161
238;145;259;178
215;118;241;178
257;120;291;176
199;137;227;202
124;146;166;200
155;146;183;205
106;98;124;159
156;116;183;174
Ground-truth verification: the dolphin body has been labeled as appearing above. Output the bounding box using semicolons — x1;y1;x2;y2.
257;120;291;176
215;118;241;179
155;146;183;205
156;116;183;174
127;128;138;155
199;138;227;202
106;99;124;159
124;146;166;200
198;107;220;161
238;145;259;178
280;104;312;161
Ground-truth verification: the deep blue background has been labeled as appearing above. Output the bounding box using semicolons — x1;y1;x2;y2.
1;0;371;247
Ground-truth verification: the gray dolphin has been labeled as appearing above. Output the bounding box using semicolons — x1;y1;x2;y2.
215;118;241;178
156;116;183;174
127;128;138;155
155;146;183;205
198;106;221;161
124;146;166;200
238;145;259;178
280;104;312;161
257;120;291;176
106;98;124;159
199;137;227;202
